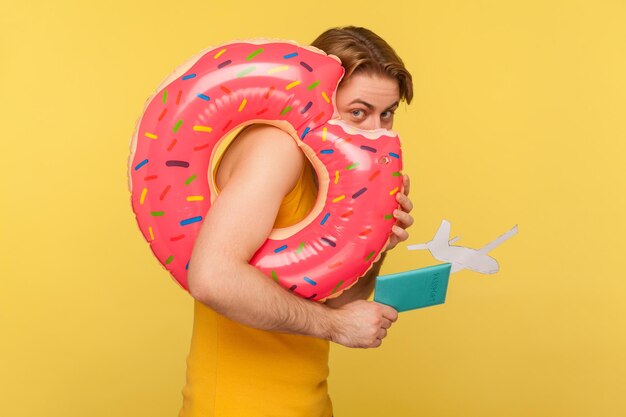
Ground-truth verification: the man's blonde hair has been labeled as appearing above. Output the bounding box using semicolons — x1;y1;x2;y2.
311;26;414;104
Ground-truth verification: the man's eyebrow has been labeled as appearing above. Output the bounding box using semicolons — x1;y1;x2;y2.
348;99;375;109
386;101;400;111
348;99;400;111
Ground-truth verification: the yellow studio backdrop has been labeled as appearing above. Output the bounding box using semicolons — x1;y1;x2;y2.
1;0;625;416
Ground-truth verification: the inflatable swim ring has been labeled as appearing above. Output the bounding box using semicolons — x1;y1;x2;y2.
128;39;403;301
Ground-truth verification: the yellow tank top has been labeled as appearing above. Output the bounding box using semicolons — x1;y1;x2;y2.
178;144;333;417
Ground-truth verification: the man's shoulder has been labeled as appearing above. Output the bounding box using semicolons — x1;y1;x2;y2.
218;124;304;192
229;124;303;169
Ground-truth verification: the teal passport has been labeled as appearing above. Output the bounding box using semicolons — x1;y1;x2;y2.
374;263;452;312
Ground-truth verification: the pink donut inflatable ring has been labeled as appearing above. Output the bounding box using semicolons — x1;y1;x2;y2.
128;39;404;302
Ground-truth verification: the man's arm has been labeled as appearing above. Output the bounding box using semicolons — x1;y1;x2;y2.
187;126;398;348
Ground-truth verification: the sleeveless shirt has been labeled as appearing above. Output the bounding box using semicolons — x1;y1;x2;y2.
178;141;333;417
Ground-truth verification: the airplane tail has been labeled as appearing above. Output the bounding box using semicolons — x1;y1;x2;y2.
406;219;451;251
432;219;451;245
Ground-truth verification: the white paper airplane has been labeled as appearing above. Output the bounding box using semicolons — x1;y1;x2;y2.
407;220;518;274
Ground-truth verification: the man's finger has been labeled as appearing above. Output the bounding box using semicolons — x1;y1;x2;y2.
404;174;410;196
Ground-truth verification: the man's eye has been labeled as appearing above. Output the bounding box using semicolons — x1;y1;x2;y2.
351;109;365;118
382;110;395;119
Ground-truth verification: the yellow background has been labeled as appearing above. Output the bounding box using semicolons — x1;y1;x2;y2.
2;1;625;416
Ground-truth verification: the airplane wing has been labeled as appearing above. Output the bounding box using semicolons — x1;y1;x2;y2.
478;225;519;255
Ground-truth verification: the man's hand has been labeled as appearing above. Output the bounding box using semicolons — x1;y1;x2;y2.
386;174;414;252
327;300;398;348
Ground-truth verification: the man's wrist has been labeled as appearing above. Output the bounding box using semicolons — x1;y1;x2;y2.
316;302;337;341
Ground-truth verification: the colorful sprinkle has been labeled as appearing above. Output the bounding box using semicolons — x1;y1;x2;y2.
167;139;177;151
170;234;185;241
222;119;233;132
300;61;313;72
186;196;204;201
193;125;213;133
389;187;399;195
268;65;289;74
148;226;154;241
173;120;183;133
341;210;354;218
165;255;174;264
166;160;189;168
256;108;268;115
301;127;310;139
140;188;147;204
196;94;210;101
331;280;344;294
176;90;182;105
162;90;167;104
237;66;256;78
359;229;372;236
322;127;327;141
271;270;279;282
301;101;312;113
182;73;196;80
283;52;298;59
320;237;336;247
193;143;210;151
332;195;345;203
285;80;301;90
289;285;297;292
185;174;197;185
321;212;330;225
320;149;334;154
306;293;317;300
218;60;232;69
144;175;157;181
389;152;400;158
160;185;171;200
384;214;393;220
392;171;402;176
369;170;380;181
307;80;320;90
365;251;376;261
180;216;202;226
246;48;264;60
352;187;367;199
280;105;292;115
238;98;247;112
144;132;157;139
321;92;330;103
360;145;377;153
151;211;164;216
134;159;149;171
313;112;325;122
186;260;190;270
214;48;226;59
303;276;317;286
346;162;359;170
220;85;232;95
296;242;306;254
158;108;168;121
274;245;288;253
334;170;339;184
328;261;343;269
264;86;275;99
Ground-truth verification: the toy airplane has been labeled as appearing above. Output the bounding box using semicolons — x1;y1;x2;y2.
407;219;519;274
